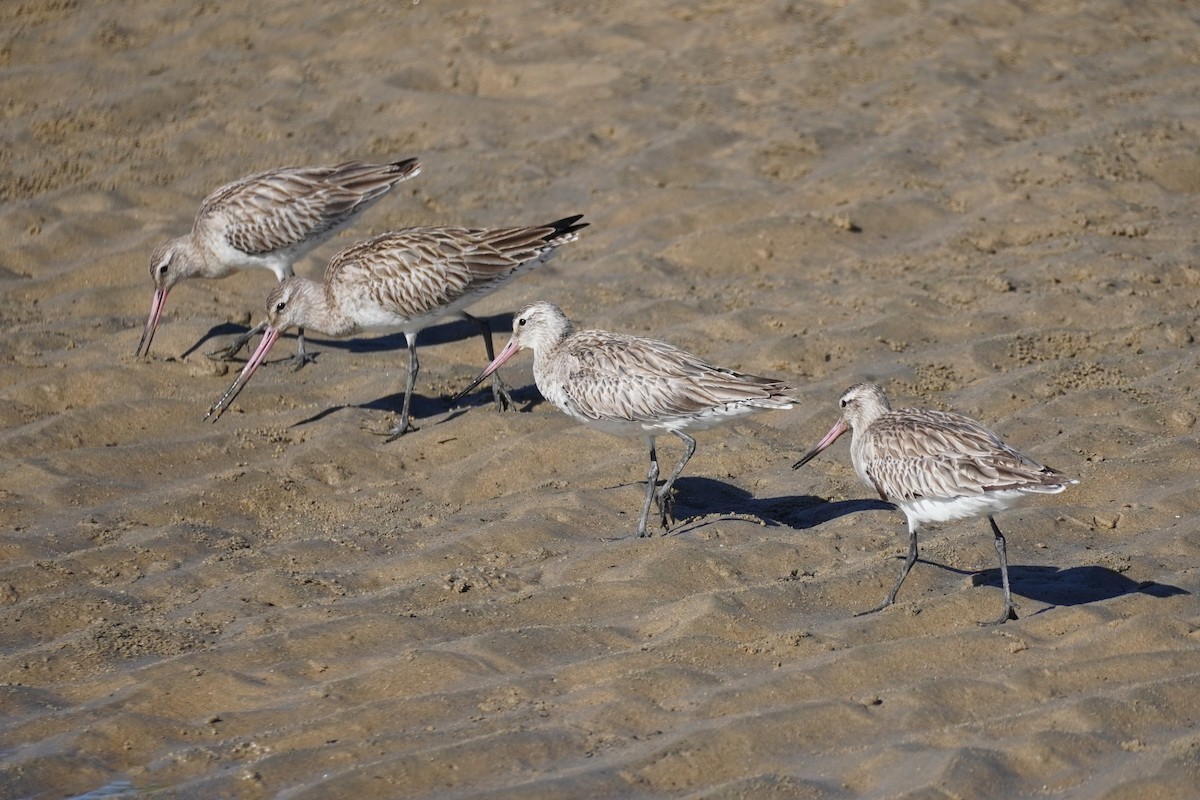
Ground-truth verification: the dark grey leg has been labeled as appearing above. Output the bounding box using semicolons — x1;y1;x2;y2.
637;437;660;538
208;319;268;361
385;333;420;441
856;521;919;616
463;312;513;412
653;431;696;534
979;515;1019;626
287;327;316;371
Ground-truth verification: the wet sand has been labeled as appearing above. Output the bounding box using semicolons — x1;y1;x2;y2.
2;1;1199;797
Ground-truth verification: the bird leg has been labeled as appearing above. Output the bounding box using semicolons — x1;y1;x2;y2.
207;319;268;361
207;321;314;370
636;437;661;538
464;312;514;412
285;327;316;372
856;522;919;616
384;334;420;441
979;515;1019;626
653;431;696;534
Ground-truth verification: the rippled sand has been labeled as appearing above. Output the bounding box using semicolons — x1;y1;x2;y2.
3;1;1199;797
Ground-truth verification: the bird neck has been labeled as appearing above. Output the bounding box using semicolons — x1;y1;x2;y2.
533;319;574;365
180;235;239;280
291;278;358;337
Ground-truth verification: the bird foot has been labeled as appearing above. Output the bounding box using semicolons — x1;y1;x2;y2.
364;418;418;442
852;600;893;618
977;604;1019;627
287;350;317;372
206;337;251;362
384;424;418;442
605;529;651;541
654;489;677;532
491;379;515;413
630;511;655;539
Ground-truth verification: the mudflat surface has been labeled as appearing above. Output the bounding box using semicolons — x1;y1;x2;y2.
2;2;1199;797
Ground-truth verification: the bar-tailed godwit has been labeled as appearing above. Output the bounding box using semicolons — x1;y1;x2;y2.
453;301;800;537
136;158;421;367
205;218;587;439
793;382;1078;625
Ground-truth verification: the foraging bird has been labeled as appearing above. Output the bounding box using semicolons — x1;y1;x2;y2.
453;301;800;537
792;382;1078;625
205;217;587;439
136;158;421;367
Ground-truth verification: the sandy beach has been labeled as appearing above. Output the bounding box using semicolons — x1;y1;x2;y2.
2;1;1199;797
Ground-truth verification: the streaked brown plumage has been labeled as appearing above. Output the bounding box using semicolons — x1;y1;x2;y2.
793;382;1078;625
205;217;587;439
454;301;800;537
136;158;421;366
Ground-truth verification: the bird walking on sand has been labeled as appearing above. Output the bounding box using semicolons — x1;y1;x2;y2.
205;217;587;440
135;158;422;368
792;383;1078;626
453;301;800;537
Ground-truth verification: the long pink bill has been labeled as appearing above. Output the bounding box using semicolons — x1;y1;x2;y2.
204;326;282;422
135;287;169;358
792;419;849;470
449;337;522;403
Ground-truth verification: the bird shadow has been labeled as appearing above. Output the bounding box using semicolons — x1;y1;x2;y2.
190;311;547;419
183;313;516;360
449;383;547;412
673;483;1190;612
181;322;256;359
317;313;515;355
287;381;547;431
969;564;1190;610
288;391;469;431
668;476;895;530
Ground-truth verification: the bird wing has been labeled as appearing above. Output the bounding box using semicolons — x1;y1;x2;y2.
326;223;581;319
198;162;403;256
554;332;794;424
860;408;1067;502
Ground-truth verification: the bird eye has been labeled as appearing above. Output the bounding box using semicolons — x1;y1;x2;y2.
840;398;849;408
275;301;287;312
518;317;527;327
158;263;169;275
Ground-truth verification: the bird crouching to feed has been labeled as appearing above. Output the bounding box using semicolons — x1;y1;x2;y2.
204;217;587;439
136;158;421;368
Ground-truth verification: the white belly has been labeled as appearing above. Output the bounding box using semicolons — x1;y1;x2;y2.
898;491;1026;526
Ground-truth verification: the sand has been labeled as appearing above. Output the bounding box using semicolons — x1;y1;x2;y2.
2;0;1200;797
